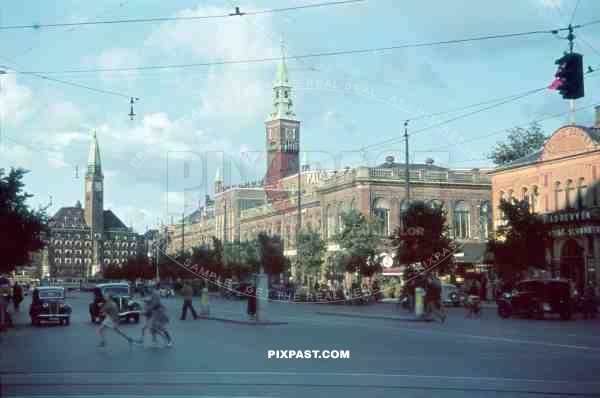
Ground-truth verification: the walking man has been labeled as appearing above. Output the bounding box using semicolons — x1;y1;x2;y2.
97;292;134;348
180;282;198;320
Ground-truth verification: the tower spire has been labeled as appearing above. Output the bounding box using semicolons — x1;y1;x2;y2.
87;130;102;175
268;35;296;121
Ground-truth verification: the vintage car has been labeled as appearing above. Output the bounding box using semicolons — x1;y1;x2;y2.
29;287;72;326
89;283;142;324
497;279;575;320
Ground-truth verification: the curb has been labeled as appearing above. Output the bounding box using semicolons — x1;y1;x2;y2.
196;315;288;326
316;311;433;322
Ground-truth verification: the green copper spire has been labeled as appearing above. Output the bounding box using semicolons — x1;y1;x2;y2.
87;130;102;175
268;36;296;121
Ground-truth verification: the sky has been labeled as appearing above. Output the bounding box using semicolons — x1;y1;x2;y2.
1;0;600;232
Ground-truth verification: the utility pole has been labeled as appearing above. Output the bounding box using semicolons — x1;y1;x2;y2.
404;120;411;202
295;153;302;284
181;212;185;254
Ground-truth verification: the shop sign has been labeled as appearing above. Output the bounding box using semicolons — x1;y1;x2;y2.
542;209;595;224
549;225;600;237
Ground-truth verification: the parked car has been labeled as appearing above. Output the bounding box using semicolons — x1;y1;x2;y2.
442;283;461;307
89;283;142;324
29;287;71;326
497;279;574;320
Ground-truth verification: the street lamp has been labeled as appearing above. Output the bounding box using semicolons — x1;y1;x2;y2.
0;70;6;146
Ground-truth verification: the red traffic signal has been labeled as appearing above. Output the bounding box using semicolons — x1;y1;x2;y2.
551;53;584;100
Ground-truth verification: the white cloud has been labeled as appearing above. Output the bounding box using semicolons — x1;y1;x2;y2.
84;47;141;83
0;74;33;126
0;142;32;167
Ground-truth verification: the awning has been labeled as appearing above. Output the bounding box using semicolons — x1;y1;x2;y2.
382;267;404;276
454;242;490;264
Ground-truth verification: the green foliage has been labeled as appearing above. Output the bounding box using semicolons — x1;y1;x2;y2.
488;122;546;166
121;253;154;282
0;168;48;274
296;227;326;281
335;208;383;277
391;200;456;278
487;198;548;282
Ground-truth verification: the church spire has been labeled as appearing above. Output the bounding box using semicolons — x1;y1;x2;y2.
268;35;296;121
87;130;102;175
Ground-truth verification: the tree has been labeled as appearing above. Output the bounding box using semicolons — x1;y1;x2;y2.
296;227;326;284
391;200;455;282
122;254;153;282
486;198;548;283
103;264;124;280
0;168;48;274
256;232;287;280
335;209;383;280
488;123;546;166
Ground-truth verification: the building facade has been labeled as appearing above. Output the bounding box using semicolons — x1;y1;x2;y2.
490;108;600;291
46;132;144;278
167;43;493;281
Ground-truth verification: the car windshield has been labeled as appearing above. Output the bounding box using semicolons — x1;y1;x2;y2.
102;286;129;296
38;289;64;299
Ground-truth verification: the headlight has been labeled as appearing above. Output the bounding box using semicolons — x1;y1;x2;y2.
42;303;49;308
503;292;512;299
543;303;551;312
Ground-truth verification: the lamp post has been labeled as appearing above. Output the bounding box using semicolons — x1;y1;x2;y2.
0;70;6;146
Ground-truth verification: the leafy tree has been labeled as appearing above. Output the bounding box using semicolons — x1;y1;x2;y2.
296;227;326;283
487;198;548;283
0;168;48;274
489;123;546;166
391;200;455;279
122;254;153;282
335;209;383;279
256;232;287;279
103;264;124;280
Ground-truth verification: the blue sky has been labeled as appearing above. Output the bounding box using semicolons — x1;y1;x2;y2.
1;0;600;231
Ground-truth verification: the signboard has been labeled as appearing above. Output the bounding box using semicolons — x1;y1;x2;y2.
541;208;600;224
549;225;600;237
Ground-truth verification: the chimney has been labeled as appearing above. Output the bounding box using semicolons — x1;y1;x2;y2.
595;105;600;128
425;158;434;165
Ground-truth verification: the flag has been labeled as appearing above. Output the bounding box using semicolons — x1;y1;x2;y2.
548;78;563;90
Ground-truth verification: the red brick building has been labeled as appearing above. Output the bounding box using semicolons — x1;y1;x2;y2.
490;107;600;290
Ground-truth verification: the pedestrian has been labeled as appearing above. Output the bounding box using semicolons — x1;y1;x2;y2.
146;291;173;347
97;292;134;348
0;276;11;332
180;282;198;320
137;293;158;346
12;282;23;311
425;275;446;323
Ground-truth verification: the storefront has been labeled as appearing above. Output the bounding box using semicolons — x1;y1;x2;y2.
542;207;600;291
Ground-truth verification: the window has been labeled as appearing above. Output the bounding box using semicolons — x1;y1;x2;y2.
531;186;539;213
373;199;389;236
555;182;562;211
479;201;492;240
565;179;574;209
453;201;470;240
429;199;444;211
577;178;586;209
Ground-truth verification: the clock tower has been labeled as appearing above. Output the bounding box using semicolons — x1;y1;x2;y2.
265;37;300;184
84;131;104;235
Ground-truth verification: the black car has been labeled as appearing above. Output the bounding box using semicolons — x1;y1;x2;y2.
89;283;141;323
497;279;575;320
30;287;72;326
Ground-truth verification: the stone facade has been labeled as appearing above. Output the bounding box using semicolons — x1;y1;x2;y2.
46;133;144;279
490;109;600;290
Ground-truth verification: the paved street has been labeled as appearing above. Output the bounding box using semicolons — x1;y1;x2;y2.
2;293;600;397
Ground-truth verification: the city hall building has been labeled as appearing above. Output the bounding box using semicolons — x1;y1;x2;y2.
490;108;600;291
167;45;494;283
44;132;144;278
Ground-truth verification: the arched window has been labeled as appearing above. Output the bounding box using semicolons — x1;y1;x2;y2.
479;201;492;240
522;187;529;204
453;201;470;240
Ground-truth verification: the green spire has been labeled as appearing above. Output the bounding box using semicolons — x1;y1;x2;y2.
268;36;296;121
87;130;102;175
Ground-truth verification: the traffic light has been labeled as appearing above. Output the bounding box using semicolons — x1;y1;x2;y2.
553;52;584;100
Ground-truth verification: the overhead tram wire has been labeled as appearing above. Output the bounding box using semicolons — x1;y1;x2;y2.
0;0;366;30
10;21;600;75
